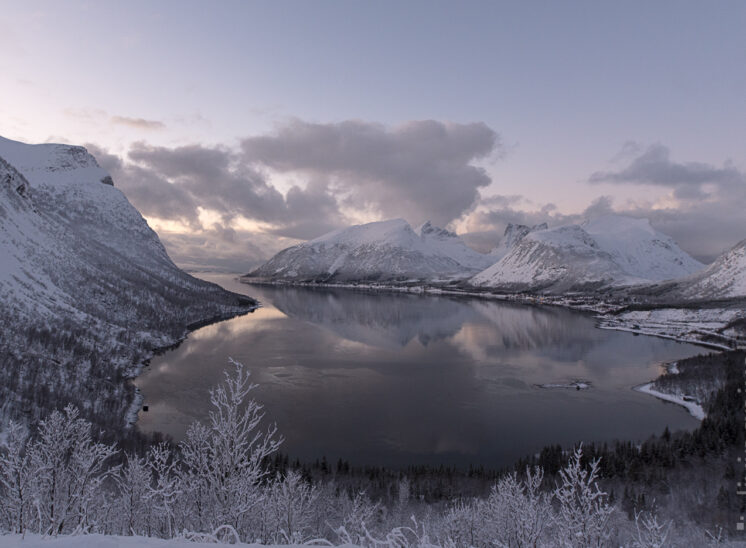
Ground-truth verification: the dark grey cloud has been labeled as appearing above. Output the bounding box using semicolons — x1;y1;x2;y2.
111;116;166;131
87;143;199;225
241;119;500;227
589;143;743;188
583;143;746;261
86;140;350;270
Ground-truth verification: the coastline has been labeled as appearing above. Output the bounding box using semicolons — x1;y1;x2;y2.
240;277;744;351
123;302;259;429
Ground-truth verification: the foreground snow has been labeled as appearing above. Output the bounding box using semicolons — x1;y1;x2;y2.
0;533;338;548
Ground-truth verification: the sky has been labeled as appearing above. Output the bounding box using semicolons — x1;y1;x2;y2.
2;0;745;271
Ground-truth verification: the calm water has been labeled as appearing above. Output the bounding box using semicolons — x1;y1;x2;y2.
135;273;704;469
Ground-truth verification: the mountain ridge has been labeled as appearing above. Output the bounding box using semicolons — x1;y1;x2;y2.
0;136;256;430
470;215;704;293
247;218;493;282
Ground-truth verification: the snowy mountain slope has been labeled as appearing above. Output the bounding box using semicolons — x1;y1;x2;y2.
247;218;493;283
489;222;548;261
0;136;255;430
470;215;704;293
673;238;746;299
416;221;495;270
582;216;704;281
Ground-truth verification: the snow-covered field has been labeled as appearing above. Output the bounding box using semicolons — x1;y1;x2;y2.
597;306;745;350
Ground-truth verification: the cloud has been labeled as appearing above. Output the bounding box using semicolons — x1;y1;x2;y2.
125;142;346;236
584;143;746;260
87;143;199;225
241;119;500;227
111;116;166;130
462;144;746;262
589;143;743;188
86;139;351;270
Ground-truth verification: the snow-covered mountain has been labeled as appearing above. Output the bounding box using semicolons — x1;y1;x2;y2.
470;215;704;293
247;218;494;283
0;136;254;429
489;222;548;260
673;239;746;299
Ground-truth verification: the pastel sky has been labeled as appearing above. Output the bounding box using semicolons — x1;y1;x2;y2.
2;0;745;270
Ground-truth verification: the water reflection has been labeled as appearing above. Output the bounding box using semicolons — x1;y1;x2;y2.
135;275;704;469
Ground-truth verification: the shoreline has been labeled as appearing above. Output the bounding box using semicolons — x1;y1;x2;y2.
124;303;259;429
633;382;706;421
240;277;743;351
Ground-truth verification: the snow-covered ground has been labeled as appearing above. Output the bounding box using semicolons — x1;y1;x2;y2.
634;382;706;420
0;534;342;548
597;306;745;350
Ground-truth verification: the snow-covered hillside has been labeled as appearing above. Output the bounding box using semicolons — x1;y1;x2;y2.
489;222;547;261
247;218;494;283
470;215;704;293
674;238;746;299
0;136;255;429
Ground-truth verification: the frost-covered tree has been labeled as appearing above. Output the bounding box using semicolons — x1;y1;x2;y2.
147;443;180;538
336;490;382;545
553;446;614;548
632;506;671;548
439;499;484;547
115;452;152;536
177;421;212;532
179;358;282;538
0;421;32;533
482;467;550;547
264;470;320;543
28;404;118;536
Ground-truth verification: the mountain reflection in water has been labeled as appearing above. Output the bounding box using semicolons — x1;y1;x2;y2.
135;275;704;469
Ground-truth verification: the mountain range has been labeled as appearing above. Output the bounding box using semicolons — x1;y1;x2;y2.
246;214;745;299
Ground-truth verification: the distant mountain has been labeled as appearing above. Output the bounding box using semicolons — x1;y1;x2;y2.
0;136;254;429
470;215;704;293
672;239;746;300
247;218;494;283
489;222;548;261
